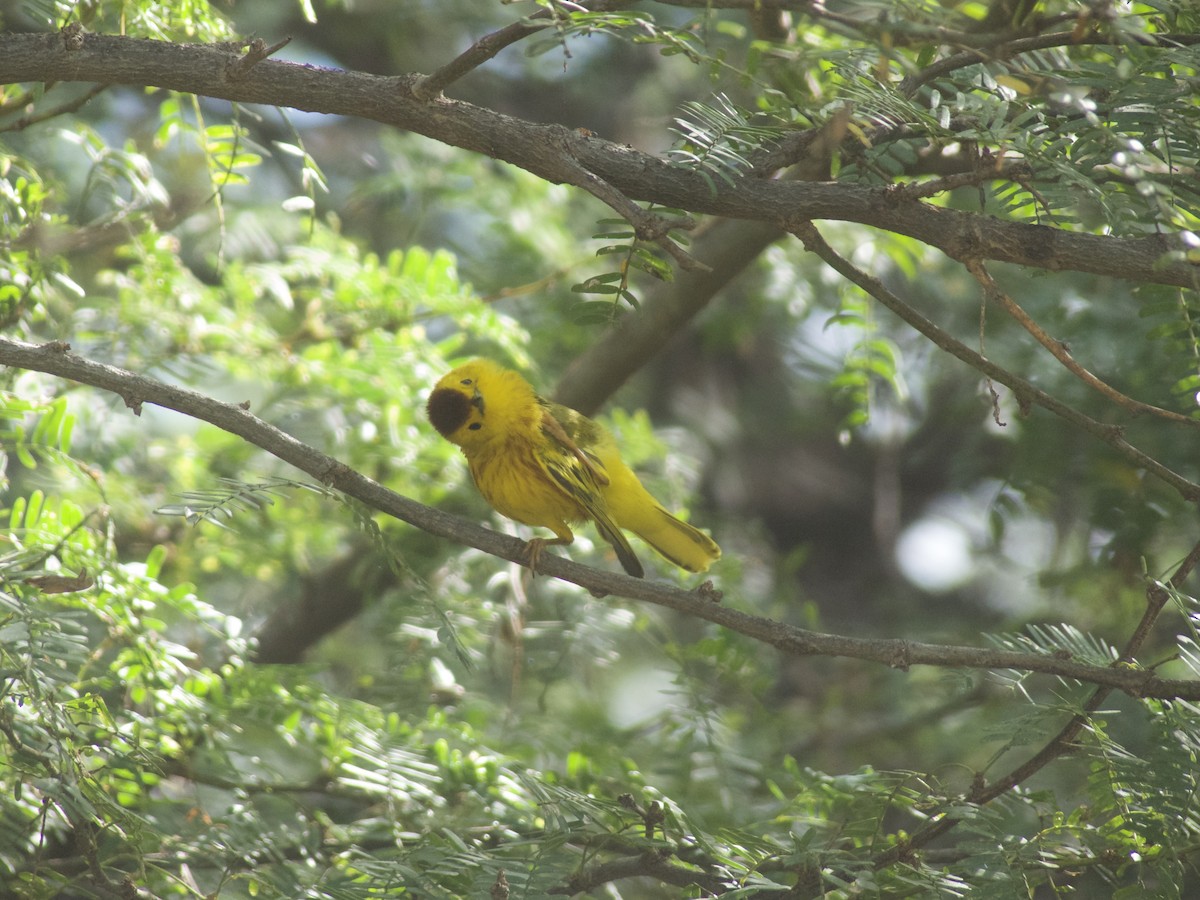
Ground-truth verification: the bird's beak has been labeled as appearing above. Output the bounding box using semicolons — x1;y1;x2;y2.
471;387;485;414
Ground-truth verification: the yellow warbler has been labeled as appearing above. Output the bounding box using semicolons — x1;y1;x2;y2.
426;359;720;577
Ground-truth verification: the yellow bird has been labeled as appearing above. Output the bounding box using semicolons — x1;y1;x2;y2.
426;359;720;578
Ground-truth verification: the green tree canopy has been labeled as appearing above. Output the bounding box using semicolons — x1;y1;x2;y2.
2;0;1200;896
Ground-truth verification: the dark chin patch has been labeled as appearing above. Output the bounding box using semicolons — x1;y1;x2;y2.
427;388;472;437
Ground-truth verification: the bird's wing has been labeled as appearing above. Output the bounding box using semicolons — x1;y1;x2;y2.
537;399;643;577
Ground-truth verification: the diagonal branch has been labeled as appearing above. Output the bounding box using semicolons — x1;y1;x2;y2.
967;258;1200;429
2;336;1200;699
789;221;1200;503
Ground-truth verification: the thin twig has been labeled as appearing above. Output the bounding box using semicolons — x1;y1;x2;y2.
549;850;731;895
788;221;1200;502
660;0;1078;49
968;258;1200;429
546;125;710;272
225;36;293;80
897;29;1200;97
0;82;107;133
1123;540;1200;663
0;84;38;114
885;160;1033;201
412;0;631;100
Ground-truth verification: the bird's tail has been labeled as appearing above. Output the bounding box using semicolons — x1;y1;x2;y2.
606;470;720;574
632;504;721;573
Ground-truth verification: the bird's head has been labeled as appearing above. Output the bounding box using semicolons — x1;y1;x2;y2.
427;362;488;447
427;358;535;450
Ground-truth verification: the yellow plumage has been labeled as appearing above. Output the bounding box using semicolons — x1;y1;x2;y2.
426;358;720;578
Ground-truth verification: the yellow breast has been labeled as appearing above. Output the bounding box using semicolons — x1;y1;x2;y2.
468;439;583;533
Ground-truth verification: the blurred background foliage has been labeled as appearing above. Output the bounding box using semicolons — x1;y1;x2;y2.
2;0;1200;896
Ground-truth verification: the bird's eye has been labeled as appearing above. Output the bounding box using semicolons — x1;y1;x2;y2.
468;423;482;431
460;378;473;386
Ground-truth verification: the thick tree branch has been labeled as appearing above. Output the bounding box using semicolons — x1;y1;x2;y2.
0;32;1196;288
2;336;1198;699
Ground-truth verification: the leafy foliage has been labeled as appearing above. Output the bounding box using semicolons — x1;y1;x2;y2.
3;0;1200;896
669;94;785;186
